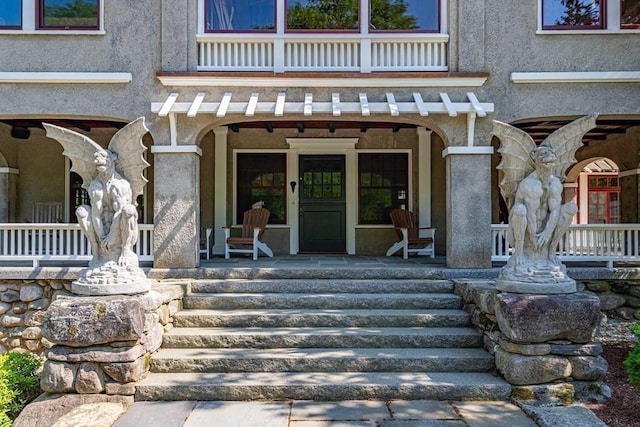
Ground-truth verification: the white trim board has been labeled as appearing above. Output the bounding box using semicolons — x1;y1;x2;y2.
0;72;132;84
511;71;640;84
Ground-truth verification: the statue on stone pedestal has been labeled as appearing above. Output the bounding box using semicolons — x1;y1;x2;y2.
493;114;598;294
44;118;151;295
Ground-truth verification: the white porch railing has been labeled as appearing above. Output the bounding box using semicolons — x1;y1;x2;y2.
0;223;154;267
196;34;449;72
491;224;640;267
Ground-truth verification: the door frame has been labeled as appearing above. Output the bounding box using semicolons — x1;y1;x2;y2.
286;138;358;255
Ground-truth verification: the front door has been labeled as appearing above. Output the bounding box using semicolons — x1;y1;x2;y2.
298;155;346;253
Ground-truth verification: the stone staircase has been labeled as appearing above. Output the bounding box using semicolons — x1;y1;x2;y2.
135;276;511;401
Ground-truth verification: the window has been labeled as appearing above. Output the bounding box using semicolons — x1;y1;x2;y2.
370;0;439;32
204;0;441;33
205;0;275;31
0;0;21;29
358;153;408;224
38;0;99;30
587;175;620;224
542;0;603;30
236;153;286;224
1;0;101;31
622;0;640;28
541;0;640;30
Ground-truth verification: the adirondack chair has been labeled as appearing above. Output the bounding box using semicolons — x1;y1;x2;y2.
224;207;274;260
386;208;436;259
33;202;63;223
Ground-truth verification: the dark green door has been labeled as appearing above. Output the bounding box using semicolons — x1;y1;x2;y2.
299;155;346;253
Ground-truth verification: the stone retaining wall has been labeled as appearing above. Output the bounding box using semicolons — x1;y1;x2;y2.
0;280;185;358
454;279;636;405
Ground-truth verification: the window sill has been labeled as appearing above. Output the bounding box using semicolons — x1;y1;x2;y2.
536;29;640;35
0;30;105;36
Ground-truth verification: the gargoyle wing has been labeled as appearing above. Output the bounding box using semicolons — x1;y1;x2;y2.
43;123;103;190
108;117;150;205
542;114;598;182
493;120;536;206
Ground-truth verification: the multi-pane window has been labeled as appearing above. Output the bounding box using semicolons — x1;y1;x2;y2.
587;175;620;224
204;0;441;33
358;153;408;224
0;0;101;30
205;0;275;31
236;154;286;224
38;0;99;30
541;0;640;30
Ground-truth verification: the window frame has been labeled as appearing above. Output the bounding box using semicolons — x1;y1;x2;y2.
357;151;410;225
0;0;22;29
234;151;288;225
204;0;276;33
37;0;100;31
538;0;640;32
0;0;104;33
285;0;360;33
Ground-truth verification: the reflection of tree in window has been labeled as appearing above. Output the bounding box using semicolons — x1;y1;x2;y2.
370;0;417;30
287;0;359;30
358;153;408;224
555;0;600;26
622;0;640;27
41;0;98;28
236;154;286;224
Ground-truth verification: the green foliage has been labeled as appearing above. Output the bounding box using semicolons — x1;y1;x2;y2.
0;352;42;425
556;0;599;26
624;321;640;386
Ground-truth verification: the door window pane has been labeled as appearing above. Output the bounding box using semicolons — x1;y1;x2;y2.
0;0;21;28
237;154;286;224
287;0;359;30
206;0;275;31
370;0;439;32
358;153;408;224
39;0;99;29
542;0;602;29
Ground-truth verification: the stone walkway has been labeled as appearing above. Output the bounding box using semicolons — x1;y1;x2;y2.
112;399;538;427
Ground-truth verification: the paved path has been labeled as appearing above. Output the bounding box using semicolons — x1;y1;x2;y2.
112;400;537;427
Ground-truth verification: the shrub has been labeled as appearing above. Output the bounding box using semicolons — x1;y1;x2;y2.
0;352;42;426
624;321;640;386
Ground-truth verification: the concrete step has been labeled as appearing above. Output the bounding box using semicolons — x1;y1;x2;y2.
189;279;455;294
173;308;470;328
135;371;511;401
150;347;495;373
182;293;462;310
161;327;483;349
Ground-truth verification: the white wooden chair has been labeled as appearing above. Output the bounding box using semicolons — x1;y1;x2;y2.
386;208;436;259
33;202;63;223
224;208;274;260
200;228;213;260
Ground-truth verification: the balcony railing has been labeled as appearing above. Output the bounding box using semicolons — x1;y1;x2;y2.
197;34;449;73
0;223;154;267
491;224;640;267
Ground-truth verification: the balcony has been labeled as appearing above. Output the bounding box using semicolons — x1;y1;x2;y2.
196;33;449;73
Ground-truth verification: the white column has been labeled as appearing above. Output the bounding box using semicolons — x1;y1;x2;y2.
213;127;228;255
346;147;357;254
417;128;432;227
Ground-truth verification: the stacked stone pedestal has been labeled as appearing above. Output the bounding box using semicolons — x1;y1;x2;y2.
41;291;163;396
494;291;609;403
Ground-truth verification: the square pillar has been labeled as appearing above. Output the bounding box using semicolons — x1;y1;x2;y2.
151;145;202;268
443;147;494;268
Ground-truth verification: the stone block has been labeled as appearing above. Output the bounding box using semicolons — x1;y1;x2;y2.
41;361;77;393
20;284;44;302
102;357;147;383
511;383;575;406
573;381;612;404
42;295;145;347
105;382;136;395
142;323;163;353
1;313;24;327
45;344;146;363
549;342;602;356
495;349;571;385
0;302;11;315
22;326;42;340
625;295;640;308
585;282;610;293
2;290;20;303
598;293;627;310
495;293;600;343
629;285;640;298
75;362;105;394
569;356;608;381
615;306;636;320
499;338;550;356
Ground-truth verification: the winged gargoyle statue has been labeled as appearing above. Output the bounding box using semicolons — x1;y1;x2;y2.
493;114;597;291
44;118;151;295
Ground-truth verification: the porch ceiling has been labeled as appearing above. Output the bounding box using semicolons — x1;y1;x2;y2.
513;117;640;146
